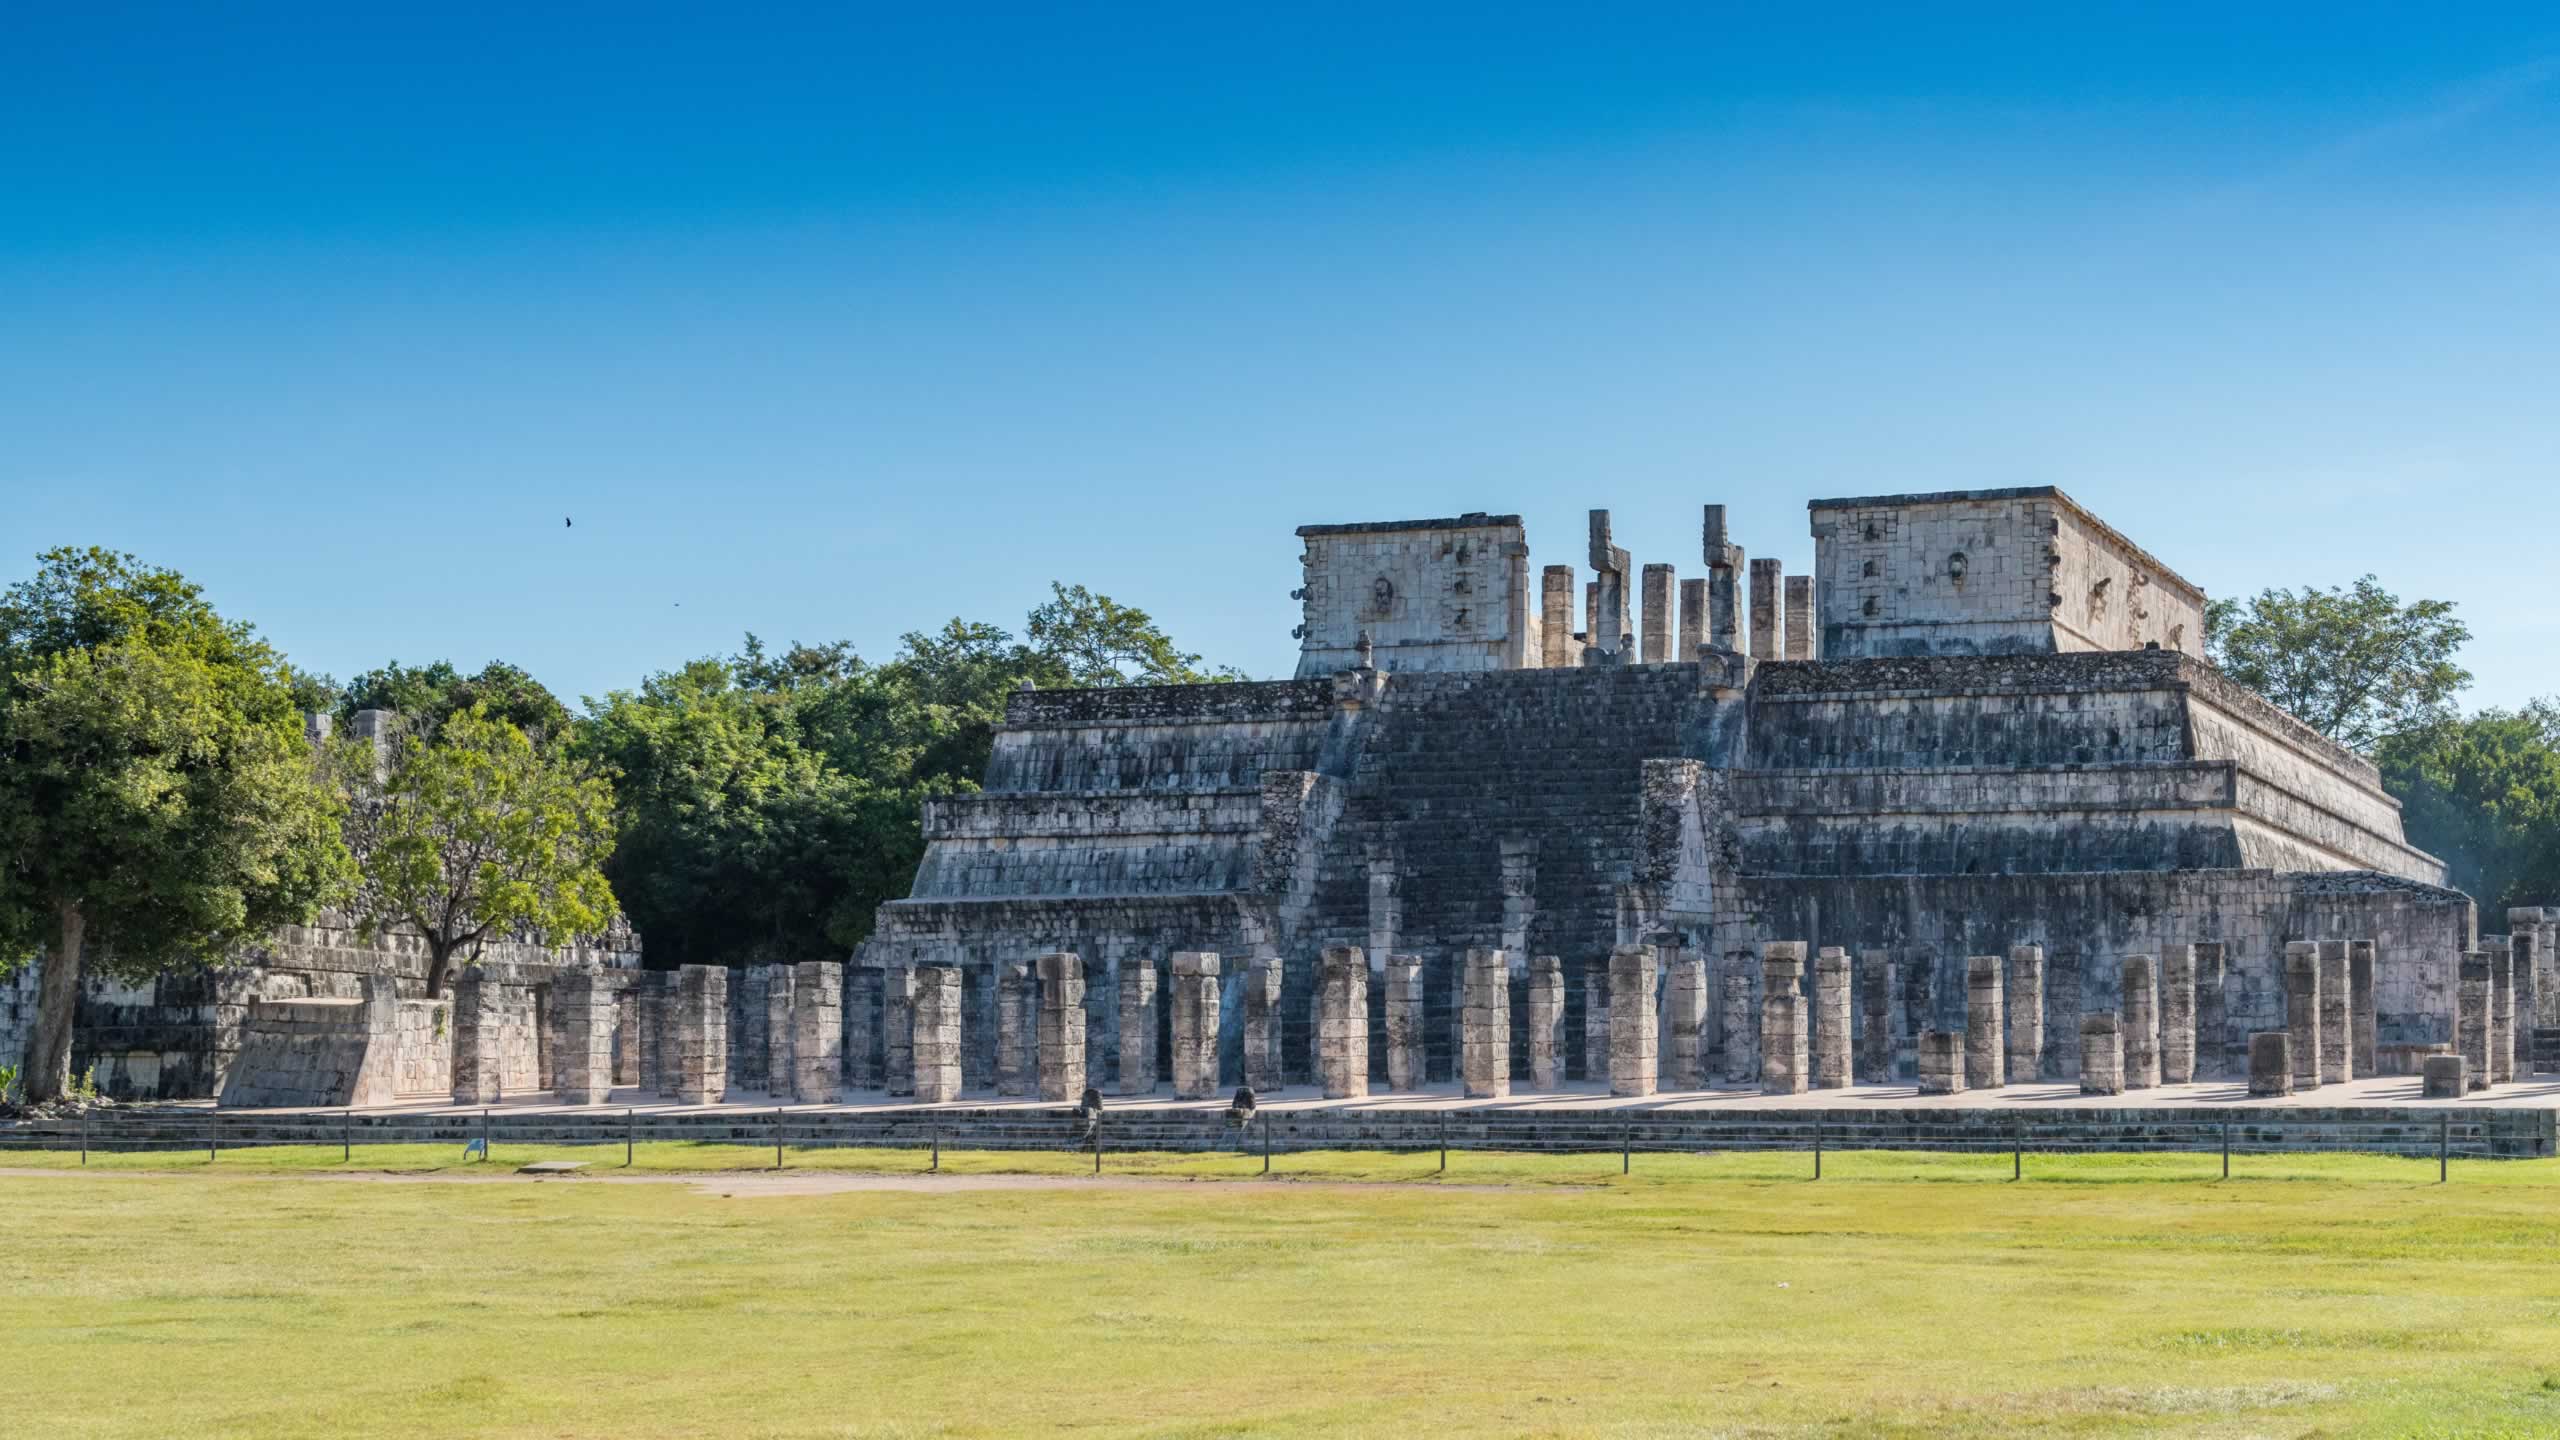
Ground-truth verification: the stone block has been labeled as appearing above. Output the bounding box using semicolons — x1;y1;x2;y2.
2079;1013;2124;1096
996;961;1035;1097
2347;939;2377;1079
881;962;915;1098
2459;950;2492;1092
450;966;504;1105
2247;1030;2291;1097
1917;1029;1966;1095
2194;941;2229;1079
1724;950;1763;1086
2421;1053;2466;1100
552;969;616;1106
2487;937;2515;1085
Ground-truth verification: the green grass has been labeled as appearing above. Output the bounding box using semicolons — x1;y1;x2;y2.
8;1148;2560;1437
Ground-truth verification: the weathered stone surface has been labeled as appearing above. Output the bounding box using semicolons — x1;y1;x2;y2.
1526;954;1565;1090
675;964;727;1105
2504;914;2539;1073
220;975;403;1109
1317;946;1369;1100
1036;951;1087;1103
553;969;616;1106
1857;948;1896;1084
1641;564;1675;664
996;961;1035;1097
2193;941;2229;1080
1724;949;1762;1086
1169;951;1221;1099
2159;944;2196;1085
2487;936;2515;1085
2421;1053;2466;1099
2120;954;2158;1090
762;963;795;1099
1812;947;1852;1089
2347;939;2377;1079
2079;1013;2124;1096
913;965;964;1103
1917;1029;1966;1095
791;960;842;1105
1383;954;1424;1092
1759;942;1808;1096
1609;945;1659;1098
2284;942;2323;1088
1964;955;2004;1090
451;967;504;1105
2248;1030;2292;1097
2004;945;2043;1084
1117;956;1159;1096
2317;940;2352;1085
881;961;915;1099
1749;558;1782;661
1462;948;1510;1099
1665;953;1708;1090
2459;950;2492;1092
1242;954;1284;1093
1783;574;1813;661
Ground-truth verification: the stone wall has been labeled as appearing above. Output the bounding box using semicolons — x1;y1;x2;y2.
217;976;402;1109
1294;515;1534;676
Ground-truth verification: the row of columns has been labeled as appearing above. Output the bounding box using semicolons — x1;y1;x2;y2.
1537;505;1814;666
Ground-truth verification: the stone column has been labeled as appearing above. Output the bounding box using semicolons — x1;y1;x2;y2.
995;961;1034;1096
2247;1031;2292;1097
1811;947;1852;1089
1242;954;1285;1093
1958;956;2003;1090
675;964;728;1105
2121;954;2159;1090
1724;950;1764;1086
843;965;879;1091
1118;956;1159;1096
1640;564;1675;663
2505;915;2540;1073
1582;958;1611;1088
1783;574;1812;660
1703;505;1743;652
2488;936;2516;1085
2422;1054;2466;1099
553;969;616;1105
1759;942;1809;1095
2284;941;2323;1088
2079;1014;2124;1096
2160;944;2197;1085
1665;952;1708;1090
913;965;964;1104
791;960;842;1104
615;989;642;1087
1526;955;1565;1090
1036;952;1087;1103
1678;578;1707;659
2348;939;2378;1079
1856;949;1895;1084
451;966;503;1105
1462;948;1511;1099
1748;558;1782;661
2005;945;2044;1083
763;964;795;1098
2317;940;2352;1085
1169;952;1221;1100
882;962;916;1098
1540;565;1577;667
1588;510;1630;660
1383;954;1424;1092
2194;941;2228;1079
1607;945;1659;1097
2458;950;2492;1091
2540;910;2560;1034
1917;1030;1966;1095
1317;945;1370;1100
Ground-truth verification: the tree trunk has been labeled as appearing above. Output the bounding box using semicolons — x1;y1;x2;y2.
424;937;454;1000
22;901;87;1104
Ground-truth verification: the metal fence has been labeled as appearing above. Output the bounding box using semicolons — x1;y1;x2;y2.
1;1103;2539;1181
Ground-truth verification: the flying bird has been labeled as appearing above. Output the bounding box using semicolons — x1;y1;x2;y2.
565;516;573;528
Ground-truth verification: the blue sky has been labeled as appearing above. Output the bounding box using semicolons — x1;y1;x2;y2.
6;4;2556;708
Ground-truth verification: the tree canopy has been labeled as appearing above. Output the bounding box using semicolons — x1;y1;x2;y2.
2376;703;2560;913
2205;576;2471;752
0;547;352;1100
340;658;571;740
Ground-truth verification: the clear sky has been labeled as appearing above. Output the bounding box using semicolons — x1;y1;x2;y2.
6;5;2556;708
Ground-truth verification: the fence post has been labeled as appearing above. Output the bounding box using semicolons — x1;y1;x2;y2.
481;1108;490;1165
1439;1111;1448;1174
2012;1120;2022;1182
343;1107;352;1163
1260;1112;1271;1176
2221;1120;2230;1180
1092;1116;1103;1176
1813;1117;1822;1181
2440;1112;2450;1184
1622;1125;1631;1176
80;1108;88;1166
209;1117;217;1165
930;1128;940;1174
774;1108;784;1171
625;1107;634;1168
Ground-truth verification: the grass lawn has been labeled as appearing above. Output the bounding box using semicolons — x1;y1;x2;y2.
7;1147;2560;1437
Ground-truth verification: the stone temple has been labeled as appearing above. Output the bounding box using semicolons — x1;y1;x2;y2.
852;486;2520;1092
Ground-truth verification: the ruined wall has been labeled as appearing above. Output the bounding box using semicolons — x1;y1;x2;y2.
1294;515;1533;676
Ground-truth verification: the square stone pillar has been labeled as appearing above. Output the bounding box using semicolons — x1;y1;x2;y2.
1526;955;1565;1090
636;972;672;1099
1677;578;1706;659
1782;574;1812;660
553;969;616;1105
1169;951;1221;1099
1811;947;1852;1089
791;960;843;1104
1956;955;2000;1089
2005;945;2044;1083
1608;945;1659;1098
2422;1053;2466;1098
882;962;916;1098
2504;915;2539;1072
2457;950;2492;1091
913;965;964;1104
2348;939;2378;1079
1462;947;1511;1099
1383;954;1424;1092
844;965;879;1092
1724;950;1764;1086
995;961;1035;1096
615;989;642;1087
2317;940;2352;1085
675;964;728;1105
1748;558;1782;661
1640;564;1675;663
1917;1030;1966;1095
1317;945;1370;1100
2194;941;2229;1079
1118;956;1159;1096
1758;942;1809;1095
2121;954;2159;1090
451;966;504;1105
1856;949;1895;1084
1707;554;1743;653
1665;953;1708;1090
763;963;795;1098
1037;951;1087;1103
1581;958;1611;1088
2247;1031;2292;1097
2079;1014;2124;1096
1540;566;1577;668
2487;937;2516;1085
1242;954;1285;1093
2160;945;2197;1084
2283;942;2323;1088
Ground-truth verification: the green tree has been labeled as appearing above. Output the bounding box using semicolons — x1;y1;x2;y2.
1025;582;1239;688
340;658;571;741
0;548;353;1102
2376;703;2560;911
340;702;618;997
2205;576;2471;751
